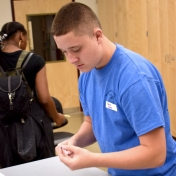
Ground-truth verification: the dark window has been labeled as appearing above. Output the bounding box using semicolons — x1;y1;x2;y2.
27;14;65;62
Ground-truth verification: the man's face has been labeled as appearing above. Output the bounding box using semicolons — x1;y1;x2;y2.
54;31;103;72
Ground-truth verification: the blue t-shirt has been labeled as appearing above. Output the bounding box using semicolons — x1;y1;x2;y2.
79;44;176;175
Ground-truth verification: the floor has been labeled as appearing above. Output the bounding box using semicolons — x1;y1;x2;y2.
53;111;107;172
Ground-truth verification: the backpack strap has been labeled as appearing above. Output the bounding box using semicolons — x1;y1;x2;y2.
16;50;34;100
21;53;33;72
0;65;5;76
16;50;33;73
16;50;29;69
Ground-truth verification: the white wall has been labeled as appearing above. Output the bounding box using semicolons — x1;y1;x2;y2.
75;0;97;15
0;0;12;29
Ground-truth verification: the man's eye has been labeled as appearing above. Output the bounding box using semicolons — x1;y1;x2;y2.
73;48;80;52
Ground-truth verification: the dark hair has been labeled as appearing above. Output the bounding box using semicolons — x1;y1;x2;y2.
51;2;101;36
0;22;27;50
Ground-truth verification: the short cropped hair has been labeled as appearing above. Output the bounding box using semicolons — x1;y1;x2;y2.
51;2;101;36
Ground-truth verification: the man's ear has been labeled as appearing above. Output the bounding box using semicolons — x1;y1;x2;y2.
93;28;103;43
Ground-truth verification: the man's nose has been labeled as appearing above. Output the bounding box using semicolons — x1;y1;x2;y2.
67;53;78;64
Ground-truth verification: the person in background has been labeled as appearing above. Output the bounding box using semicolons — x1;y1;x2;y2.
51;2;176;176
0;21;68;167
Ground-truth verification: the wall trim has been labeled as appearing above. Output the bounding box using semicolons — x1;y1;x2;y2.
10;0;15;21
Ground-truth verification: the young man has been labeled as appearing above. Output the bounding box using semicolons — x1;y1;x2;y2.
51;2;176;175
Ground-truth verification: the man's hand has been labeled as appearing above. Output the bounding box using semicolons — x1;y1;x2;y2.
57;145;93;170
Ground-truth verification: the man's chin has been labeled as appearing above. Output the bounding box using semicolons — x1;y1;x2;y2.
78;68;91;73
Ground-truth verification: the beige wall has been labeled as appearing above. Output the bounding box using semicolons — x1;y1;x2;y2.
97;0;176;137
0;0;12;28
13;0;80;111
75;0;98;15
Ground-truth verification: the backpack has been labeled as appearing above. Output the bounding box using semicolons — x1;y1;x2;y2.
0;50;33;122
0;101;55;168
0;51;55;168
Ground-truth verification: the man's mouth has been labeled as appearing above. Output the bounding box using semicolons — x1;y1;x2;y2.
77;64;84;68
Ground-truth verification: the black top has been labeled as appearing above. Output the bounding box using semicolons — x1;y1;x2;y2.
0;50;45;90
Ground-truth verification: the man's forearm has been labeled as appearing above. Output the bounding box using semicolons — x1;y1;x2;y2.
72;119;96;148
89;143;165;170
88;127;166;170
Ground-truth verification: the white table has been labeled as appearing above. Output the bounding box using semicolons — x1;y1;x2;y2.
0;156;111;176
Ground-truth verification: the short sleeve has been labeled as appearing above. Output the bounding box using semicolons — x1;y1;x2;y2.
22;53;45;90
121;77;165;136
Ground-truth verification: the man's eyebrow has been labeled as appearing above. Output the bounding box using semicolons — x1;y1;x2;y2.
68;45;80;49
57;45;80;50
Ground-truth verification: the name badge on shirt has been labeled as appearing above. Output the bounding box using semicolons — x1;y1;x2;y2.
106;101;117;112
